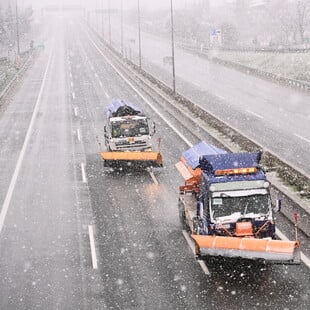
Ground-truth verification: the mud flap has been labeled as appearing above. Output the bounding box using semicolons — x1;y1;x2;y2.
191;235;300;264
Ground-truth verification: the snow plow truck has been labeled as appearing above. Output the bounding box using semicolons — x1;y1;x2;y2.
100;99;163;168
176;141;300;264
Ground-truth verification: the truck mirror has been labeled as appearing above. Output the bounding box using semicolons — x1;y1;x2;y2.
274;199;281;212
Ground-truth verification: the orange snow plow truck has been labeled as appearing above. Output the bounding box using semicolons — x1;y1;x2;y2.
176;141;300;264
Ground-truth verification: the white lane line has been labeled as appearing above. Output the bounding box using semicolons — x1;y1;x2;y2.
74;106;78;117
182;230;211;275
294;133;310;144
99;80;103;87
71;81;74;88
276;228;310;268
84;31;193;148
0;49;54;234
149;170;159;185
81;163;87;183
69;72;72;79
104;91;110;99
217;95;225;100
77;128;81;141
88;225;98;269
72;92;76;100
246;109;263;119
192;82;201;88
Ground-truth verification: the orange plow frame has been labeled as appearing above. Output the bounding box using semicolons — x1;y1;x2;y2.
100;151;163;167
192;235;300;264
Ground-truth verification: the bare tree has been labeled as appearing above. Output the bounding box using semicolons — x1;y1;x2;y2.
296;0;309;43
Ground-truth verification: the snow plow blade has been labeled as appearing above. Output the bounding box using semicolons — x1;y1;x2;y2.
192;235;300;264
100;151;163;168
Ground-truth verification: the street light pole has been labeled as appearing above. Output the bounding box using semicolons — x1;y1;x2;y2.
101;0;104;40
121;0;124;56
108;0;111;45
170;0;176;94
15;0;20;56
137;0;142;68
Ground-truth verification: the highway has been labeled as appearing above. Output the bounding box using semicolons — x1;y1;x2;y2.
105;17;310;176
0;16;309;309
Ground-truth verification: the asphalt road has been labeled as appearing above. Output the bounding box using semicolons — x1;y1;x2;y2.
0;16;309;309
104;17;310;177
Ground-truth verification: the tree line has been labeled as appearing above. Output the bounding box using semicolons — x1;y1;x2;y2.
0;4;33;48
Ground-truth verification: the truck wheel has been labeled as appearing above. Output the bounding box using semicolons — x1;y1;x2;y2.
178;199;187;230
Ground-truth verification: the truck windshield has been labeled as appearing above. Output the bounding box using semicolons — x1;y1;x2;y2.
111;119;149;138
211;194;269;219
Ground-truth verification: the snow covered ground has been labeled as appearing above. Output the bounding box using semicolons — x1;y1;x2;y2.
208;49;310;82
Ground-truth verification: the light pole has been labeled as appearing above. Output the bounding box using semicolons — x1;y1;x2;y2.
108;0;111;45
101;0;104;40
15;0;20;56
137;0;142;68
170;0;176;94
120;0;124;56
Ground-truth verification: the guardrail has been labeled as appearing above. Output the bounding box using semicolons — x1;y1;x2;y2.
178;42;310;54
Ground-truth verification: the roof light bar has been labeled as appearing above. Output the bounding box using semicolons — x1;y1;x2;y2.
214;167;257;176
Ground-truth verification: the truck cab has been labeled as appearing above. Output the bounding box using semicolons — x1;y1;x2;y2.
105;115;154;152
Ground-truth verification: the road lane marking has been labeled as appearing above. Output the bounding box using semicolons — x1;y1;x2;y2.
294;133;310;144
77;129;81;141
71;81;74;88
85;31;193;148
81;163;87;183
217;95;225;100
88;225;98;269
0;49;54;234
246;109;263;119
74;106;78;116
192;82;201;88
104;91;110;99
99;80;103;87
72;92;76;99
69;72;73;79
182;230;211;275
276;228;310;268
149;170;159;185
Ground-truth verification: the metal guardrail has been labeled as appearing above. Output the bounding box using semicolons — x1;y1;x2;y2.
178;42;310;54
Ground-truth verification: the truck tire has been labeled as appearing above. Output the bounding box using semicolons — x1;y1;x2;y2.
178;199;188;230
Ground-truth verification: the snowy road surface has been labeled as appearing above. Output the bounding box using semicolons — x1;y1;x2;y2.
0;16;309;309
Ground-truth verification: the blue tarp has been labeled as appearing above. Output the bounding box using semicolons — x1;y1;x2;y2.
182;141;226;170
200;152;261;173
104;99;142;119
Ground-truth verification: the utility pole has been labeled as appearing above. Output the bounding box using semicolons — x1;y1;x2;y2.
15;0;20;56
108;0;111;45
137;0;142;68
121;0;124;56
101;0;104;40
170;0;176;94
